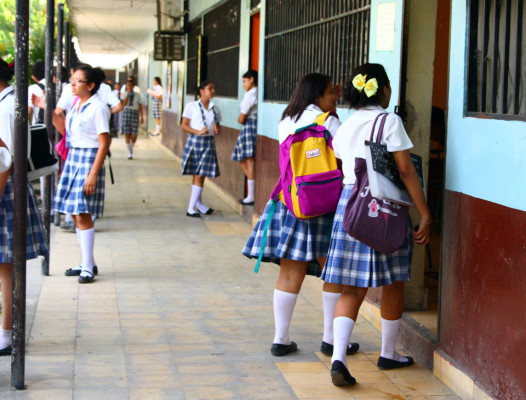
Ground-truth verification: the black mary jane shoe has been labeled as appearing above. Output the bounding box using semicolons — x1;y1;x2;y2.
377;356;414;370
203;208;214;215
65;265;98;276
331;360;356;386
78;271;95;284
0;345;12;356
320;341;360;356
186;212;201;218
238;199;254;206
270;341;298;357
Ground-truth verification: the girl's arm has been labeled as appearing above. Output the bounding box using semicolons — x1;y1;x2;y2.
52;109;66;134
181;117;207;135
84;132;110;196
392;149;431;245
139;104;144;125
213;122;221;135
237;113;247;125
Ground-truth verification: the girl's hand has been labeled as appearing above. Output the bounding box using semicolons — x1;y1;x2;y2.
412;218;431;245
84;174;97;196
198;127;208;135
140;116;144;125
213;124;220;135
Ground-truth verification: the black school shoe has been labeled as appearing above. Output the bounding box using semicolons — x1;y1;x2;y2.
78;271;95;284
239;199;254;206
270;341;298;356
0;345;12;356
186;211;201;218
330;360;356;386
320;341;360;356
377;356;414;370
65;266;98;276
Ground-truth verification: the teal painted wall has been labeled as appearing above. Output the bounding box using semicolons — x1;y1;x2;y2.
446;3;526;212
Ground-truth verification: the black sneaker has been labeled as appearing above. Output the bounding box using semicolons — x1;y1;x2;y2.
330;360;356;386
377;356;414;370
320;341;360;356
65;266;98;276
270;341;298;356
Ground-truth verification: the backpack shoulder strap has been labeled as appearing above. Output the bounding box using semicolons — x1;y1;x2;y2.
314;110;338;126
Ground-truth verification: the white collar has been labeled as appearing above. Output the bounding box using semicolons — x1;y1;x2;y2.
306;104;323;112
199;99;215;110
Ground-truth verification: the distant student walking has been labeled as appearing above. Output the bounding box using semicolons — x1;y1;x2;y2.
322;63;431;386
231;70;258;206
121;80;144;159
53;64;111;284
181;81;221;217
147;77;163;136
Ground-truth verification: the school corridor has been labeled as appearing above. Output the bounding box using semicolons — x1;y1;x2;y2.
0;136;459;399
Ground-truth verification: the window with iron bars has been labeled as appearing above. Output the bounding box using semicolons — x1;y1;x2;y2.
186;0;240;97
467;0;525;120
264;0;371;102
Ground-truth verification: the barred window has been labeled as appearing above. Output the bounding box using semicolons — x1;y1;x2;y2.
467;0;525;119
264;0;371;102
203;0;240;97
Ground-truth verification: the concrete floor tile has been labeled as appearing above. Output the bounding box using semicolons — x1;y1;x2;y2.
183;385;239;400
129;387;185;400
72;388;129;400
126;374;180;389
14;389;72;399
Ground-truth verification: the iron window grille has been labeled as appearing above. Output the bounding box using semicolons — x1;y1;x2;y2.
467;0;525;120
264;0;371;102
203;0;241;97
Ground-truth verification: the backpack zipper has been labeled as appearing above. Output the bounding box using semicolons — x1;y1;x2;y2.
296;176;343;194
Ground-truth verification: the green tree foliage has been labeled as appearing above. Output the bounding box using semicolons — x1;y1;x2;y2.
0;0;71;72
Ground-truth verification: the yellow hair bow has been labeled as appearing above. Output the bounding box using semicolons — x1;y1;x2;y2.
352;74;379;98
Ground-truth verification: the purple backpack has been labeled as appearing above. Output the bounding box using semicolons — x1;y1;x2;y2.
342;113;409;253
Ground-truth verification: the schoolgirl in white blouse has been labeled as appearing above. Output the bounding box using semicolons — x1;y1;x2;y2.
53;64;111;284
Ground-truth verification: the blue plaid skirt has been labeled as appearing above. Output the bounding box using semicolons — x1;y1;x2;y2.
321;185;413;288
231;118;257;161
242;199;334;276
181;135;220;178
0;172;48;263
152;98;162;119
122;108;139;135
53;148;105;217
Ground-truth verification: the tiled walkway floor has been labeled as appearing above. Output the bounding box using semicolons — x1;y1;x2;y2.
0;137;460;399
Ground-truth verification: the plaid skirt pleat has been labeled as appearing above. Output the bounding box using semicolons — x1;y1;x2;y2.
53;148;105;217
0;173;49;263
181;135;220;178
242;199;334;276
152;98;162;118
231;118;257;161
321;185;413;288
121;108;139;135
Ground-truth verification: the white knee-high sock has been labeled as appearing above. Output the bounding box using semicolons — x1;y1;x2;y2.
0;329;12;349
188;185;202;214
273;289;298;345
331;316;355;367
244;180;255;203
126;142;133;156
72;228;82;271
78;227;95;277
195;185;210;213
65;213;73;223
322;291;341;344
380;318;408;362
155;124;161;133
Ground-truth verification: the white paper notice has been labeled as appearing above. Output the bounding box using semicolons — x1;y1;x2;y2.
376;3;396;52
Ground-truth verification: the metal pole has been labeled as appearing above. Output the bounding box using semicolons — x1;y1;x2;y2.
53;3;64;227
41;0;55;276
64;21;71;76
11;0;30;390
